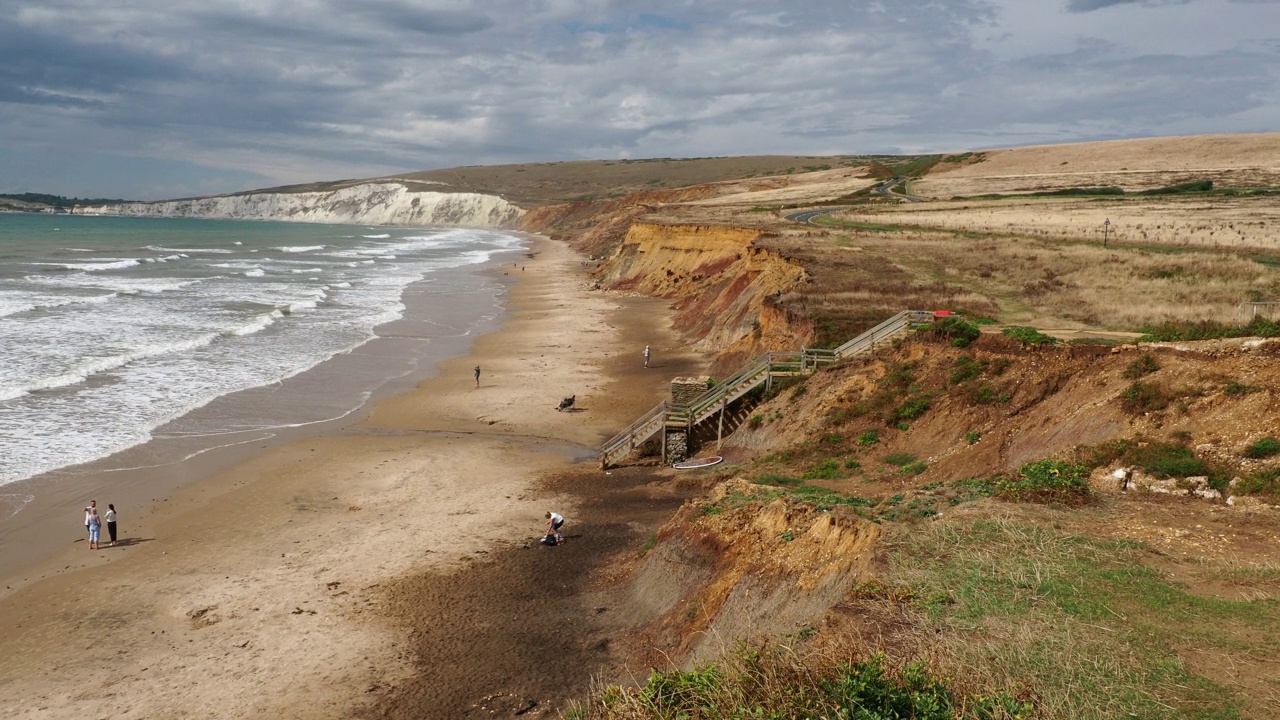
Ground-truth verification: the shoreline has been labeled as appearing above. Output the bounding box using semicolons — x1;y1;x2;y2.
0;234;699;718
0;239;520;590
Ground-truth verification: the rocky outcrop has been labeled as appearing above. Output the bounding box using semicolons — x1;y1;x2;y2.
629;479;881;662
73;182;524;229
596;222;811;371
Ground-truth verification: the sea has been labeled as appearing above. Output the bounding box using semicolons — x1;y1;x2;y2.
0;213;525;497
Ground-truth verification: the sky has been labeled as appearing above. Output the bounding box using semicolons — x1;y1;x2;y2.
1;0;1277;201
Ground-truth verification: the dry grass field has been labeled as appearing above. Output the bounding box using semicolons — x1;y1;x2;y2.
626;133;1280;338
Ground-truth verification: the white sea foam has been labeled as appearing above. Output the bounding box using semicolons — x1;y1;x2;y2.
0;292;117;318
0;220;527;486
230;310;283;336
0;333;221;402
146;245;233;254
44;258;143;271
362;233;390;238
27;275;205;294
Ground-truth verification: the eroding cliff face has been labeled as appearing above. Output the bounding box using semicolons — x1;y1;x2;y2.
630;479;881;662
74;183;524;229
596;223;810;368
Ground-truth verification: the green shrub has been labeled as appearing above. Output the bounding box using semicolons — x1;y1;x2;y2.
1120;381;1171;413
968;382;998;405
1138;316;1280;342
884;453;918;467
1081;438;1209;479
998;459;1091;504
1002;326;1059;345
804;459;844;480
857;429;880;446
888;395;932;424
608;650;1032;720
1245;436;1280;459
1123;353;1160;379
901;461;928;475
932;316;981;348
949;354;985;385
844;459;861;470
1133;443;1207;478
965;431;981;445
1224;381;1253;396
749;414;764;429
1233;468;1280;501
883;362;917;391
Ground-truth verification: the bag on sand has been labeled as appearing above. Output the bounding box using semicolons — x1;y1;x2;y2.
541;533;558;546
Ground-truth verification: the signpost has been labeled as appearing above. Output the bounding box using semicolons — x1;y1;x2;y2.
1103;218;1111;248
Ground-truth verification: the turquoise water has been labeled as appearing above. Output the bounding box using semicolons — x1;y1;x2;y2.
0;213;524;487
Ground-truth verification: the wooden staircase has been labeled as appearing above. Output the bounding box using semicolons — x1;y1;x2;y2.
600;310;936;468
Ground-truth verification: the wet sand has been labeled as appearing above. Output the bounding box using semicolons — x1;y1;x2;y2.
0;235;704;719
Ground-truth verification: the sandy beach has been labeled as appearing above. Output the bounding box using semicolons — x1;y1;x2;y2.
0;235;701;719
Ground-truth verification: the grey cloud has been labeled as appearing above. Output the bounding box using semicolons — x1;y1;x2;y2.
357;2;494;36
1066;0;1193;11
0;0;1274;199
1066;0;1143;11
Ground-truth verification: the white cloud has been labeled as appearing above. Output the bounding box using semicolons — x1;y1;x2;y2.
0;0;1275;199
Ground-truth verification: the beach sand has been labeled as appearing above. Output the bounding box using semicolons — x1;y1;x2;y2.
0;236;703;719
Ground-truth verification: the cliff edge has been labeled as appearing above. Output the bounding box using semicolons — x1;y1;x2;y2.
73;182;524;229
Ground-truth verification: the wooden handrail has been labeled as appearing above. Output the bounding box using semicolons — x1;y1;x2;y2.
599;310;933;467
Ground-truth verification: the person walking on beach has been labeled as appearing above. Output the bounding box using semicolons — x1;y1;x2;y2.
545;511;565;542
104;503;118;546
87;508;101;550
643;345;651;368
474;365;481;388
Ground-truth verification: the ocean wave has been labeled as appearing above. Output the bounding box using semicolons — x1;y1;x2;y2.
276;245;326;253
362;233;390;239
0;292;118;318
283;299;317;314
243;268;265;277
146;245;233;254
45;258;143;272
0;333;221;402
229;309;283;336
27;274;204;294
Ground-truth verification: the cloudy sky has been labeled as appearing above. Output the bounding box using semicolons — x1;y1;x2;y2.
1;0;1276;200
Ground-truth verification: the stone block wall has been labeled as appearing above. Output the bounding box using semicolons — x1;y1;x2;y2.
664;429;688;463
671;376;711;406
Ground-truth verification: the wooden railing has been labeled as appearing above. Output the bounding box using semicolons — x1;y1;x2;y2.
599;310;933;468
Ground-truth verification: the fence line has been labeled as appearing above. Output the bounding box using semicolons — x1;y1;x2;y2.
599;310;935;468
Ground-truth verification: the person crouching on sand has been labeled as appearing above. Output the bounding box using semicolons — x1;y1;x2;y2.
546;511;565;542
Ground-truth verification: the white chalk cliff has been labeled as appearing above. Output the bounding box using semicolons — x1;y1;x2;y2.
74;182;524;228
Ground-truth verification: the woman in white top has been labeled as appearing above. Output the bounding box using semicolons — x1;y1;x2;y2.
104;504;118;546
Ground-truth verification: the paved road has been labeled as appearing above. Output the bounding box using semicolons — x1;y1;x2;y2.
784;176;924;224
784;209;834;223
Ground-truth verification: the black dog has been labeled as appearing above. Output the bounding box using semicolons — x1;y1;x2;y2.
557;395;576;412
